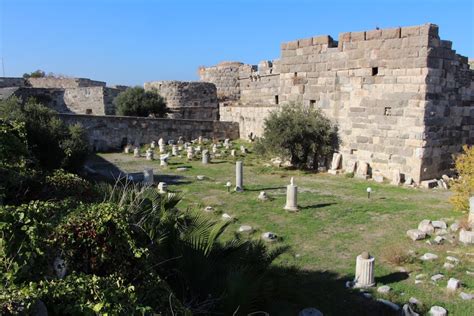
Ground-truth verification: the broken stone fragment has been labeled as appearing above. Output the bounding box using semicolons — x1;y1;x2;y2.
419;253;438;261
418;219;435;234
407;229;426;241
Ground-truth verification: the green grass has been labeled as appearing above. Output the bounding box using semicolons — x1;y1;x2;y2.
88;142;474;316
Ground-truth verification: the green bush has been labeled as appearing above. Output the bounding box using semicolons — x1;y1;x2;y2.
115;87;168;117
43;170;96;201
0;120;40;204
0;97;89;172
255;103;339;169
450;145;474;211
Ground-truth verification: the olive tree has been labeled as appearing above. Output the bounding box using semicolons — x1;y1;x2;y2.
255;104;339;169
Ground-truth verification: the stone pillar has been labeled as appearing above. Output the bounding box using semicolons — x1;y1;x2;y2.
146;148;154;160
143;168;154;186
157;182;167;194
354;252;375;288
133;147;140;158
284;177;298;211
202;150;210;164
187;147;194;160
235;161;243;192
428;306;447;316
231;149;236;157
172;145;178;156
124;145;131;154
159;144;166;154
468;196;474;225
160;154;169;167
150;141;156;149
328;153;342;175
212;144;218;154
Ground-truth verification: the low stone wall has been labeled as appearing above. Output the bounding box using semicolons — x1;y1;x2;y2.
27;77;106;88
58;114;239;151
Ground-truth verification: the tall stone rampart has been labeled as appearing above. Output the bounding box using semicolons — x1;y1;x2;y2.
199;23;474;183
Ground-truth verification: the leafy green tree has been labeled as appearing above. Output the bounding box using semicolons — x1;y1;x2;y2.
115;87;168;117
22;70;46;79
255;103;339;169
0;97;89;173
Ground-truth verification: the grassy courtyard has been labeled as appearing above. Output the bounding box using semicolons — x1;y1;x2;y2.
88;142;473;315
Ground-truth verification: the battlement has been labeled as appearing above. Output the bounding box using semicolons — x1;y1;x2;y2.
26;77;106;89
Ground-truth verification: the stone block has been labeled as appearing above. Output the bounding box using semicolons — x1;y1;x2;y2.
366;29;382;40
312;35;332;45
381;27;401;39
401;25;420;38
338;32;351;42
298;38;313;48
351;31;366;41
407;229;426;241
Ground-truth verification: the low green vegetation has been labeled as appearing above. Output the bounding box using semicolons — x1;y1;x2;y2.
115;87;168;117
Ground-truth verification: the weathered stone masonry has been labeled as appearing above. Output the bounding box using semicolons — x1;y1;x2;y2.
144;81;219;120
199;23;474;183
59;114;239;151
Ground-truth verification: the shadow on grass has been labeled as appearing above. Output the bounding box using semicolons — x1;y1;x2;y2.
264;267;404;316
375;272;409;284
300;202;336;210
245;186;287;192
84;154;191;186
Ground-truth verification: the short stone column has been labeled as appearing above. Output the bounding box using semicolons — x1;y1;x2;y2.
468;196;474;225
159;144;166;153
124;145;131;154
235;161;243;192
428;306;447;316
143;168;154;186
133;147;140;158
202;150;210;164
230;149;236;157
157;182;167;194
172;145;178;156
284;177;298;211
212;144;218;154
146;148;154;160
160;154;169;167
354;252;375;288
187;147;194;160
150;141;156;149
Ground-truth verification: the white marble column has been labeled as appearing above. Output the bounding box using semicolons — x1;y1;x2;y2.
354;252;375;288
202;150;210;164
284;177;298;211
235;161;243;192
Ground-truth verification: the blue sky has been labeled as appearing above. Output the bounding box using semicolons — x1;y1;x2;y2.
1;0;473;86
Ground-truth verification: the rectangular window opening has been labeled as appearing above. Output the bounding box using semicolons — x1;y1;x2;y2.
384;107;392;116
274;95;279;105
372;67;378;76
294;72;298;77
309;100;316;109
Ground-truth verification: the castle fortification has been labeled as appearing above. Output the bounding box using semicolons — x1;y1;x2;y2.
199;23;474;183
144;81;219;120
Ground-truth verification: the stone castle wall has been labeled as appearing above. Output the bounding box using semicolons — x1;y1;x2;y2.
0;77;26;88
11;86;119;115
198;62;243;103
199;23;474;183
58;113;239;151
144;81;219;120
27;77;106;88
